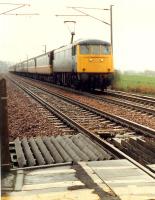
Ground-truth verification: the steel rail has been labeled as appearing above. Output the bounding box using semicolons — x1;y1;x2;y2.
18;77;155;139
11;75;155;115
85;94;155;116
9;77;155;178
107;89;155;102
9;78;119;159
105;90;155;106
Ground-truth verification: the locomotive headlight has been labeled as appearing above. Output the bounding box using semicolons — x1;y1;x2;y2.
100;59;104;62
89;58;93;62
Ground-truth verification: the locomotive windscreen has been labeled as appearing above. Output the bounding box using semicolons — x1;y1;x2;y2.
80;45;111;55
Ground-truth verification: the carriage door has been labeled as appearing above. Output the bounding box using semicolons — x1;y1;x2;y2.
72;45;76;72
49;51;54;73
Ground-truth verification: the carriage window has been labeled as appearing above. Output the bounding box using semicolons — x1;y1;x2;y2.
80;45;90;54
37;54;49;66
101;45;111;55
23;62;27;68
28;59;35;67
91;45;100;54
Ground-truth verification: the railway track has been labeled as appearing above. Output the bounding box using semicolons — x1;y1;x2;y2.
47;82;155;116
7;77;117;168
13;74;155;117
8;76;155;177
9;75;155;136
105;89;155;106
93;93;155;116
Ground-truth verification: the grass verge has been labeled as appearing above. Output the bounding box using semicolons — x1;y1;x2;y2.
112;72;155;96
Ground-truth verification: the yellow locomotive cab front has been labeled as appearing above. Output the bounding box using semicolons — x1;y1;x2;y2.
77;44;113;73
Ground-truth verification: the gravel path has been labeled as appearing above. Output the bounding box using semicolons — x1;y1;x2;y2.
7;80;65;141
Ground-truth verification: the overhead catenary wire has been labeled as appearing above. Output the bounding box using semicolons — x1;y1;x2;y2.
55;5;114;52
0;4;26;15
70;7;110;25
0;3;30;6
67;6;109;11
0;3;39;16
4;13;39;16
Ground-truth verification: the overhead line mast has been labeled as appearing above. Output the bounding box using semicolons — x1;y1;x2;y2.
56;5;114;53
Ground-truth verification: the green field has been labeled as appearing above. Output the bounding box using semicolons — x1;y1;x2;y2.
112;73;155;96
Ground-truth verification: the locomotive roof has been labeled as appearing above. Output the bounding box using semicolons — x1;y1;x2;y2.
54;39;111;53
74;39;110;46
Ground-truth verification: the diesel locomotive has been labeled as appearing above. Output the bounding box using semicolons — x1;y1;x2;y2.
9;39;114;90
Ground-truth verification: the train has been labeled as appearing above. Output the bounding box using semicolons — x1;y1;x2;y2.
9;39;114;90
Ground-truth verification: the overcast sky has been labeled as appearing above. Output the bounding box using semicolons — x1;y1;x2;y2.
1;0;155;71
